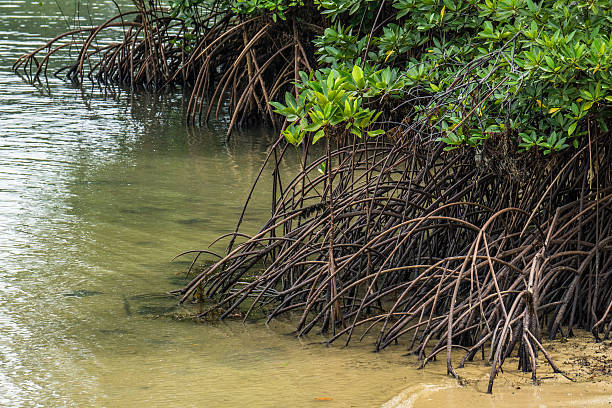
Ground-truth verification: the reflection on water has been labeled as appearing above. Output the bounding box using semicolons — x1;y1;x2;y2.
0;1;433;406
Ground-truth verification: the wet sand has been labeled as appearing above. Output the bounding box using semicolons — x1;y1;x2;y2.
385;330;612;407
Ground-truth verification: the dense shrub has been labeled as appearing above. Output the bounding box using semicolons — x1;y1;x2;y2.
178;0;611;151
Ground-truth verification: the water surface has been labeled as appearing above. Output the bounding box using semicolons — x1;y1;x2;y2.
0;1;439;406
1;2;610;407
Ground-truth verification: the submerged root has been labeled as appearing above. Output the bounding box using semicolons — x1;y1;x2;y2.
176;129;612;392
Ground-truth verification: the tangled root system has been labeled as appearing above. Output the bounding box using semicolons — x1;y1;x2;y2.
177;128;611;392
13;0;318;137
16;0;611;392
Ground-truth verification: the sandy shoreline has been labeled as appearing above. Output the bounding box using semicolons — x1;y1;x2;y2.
384;330;612;407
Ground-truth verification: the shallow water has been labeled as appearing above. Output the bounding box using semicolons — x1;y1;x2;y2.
1;1;610;407
0;1;443;406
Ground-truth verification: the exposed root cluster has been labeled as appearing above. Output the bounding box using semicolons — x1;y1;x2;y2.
176;131;612;392
14;0;612;392
13;0;318;137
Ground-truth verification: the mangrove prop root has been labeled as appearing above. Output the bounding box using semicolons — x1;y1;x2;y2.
177;129;611;392
13;0;318;136
17;0;612;393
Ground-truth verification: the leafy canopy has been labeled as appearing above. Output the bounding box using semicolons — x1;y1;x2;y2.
311;0;611;151
171;0;612;151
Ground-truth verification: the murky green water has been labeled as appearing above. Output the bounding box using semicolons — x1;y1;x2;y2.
0;2;440;406
2;2;611;408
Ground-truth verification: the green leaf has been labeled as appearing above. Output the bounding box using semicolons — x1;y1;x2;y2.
326;72;334;91
526;0;537;13
312;129;326;144
352;65;366;89
303;122;322;132
285;92;298;110
317;162;326;174
282;130;297;145
442;0;455;11
269;101;286;112
344;99;352;117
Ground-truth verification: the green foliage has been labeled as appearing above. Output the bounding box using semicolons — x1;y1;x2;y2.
313;24;367;64
232;0;304;21
168;0;210;24
270;67;385;145
315;0;378;21
308;0;612;151
169;0;303;23
168;0;611;152
169;32;197;52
